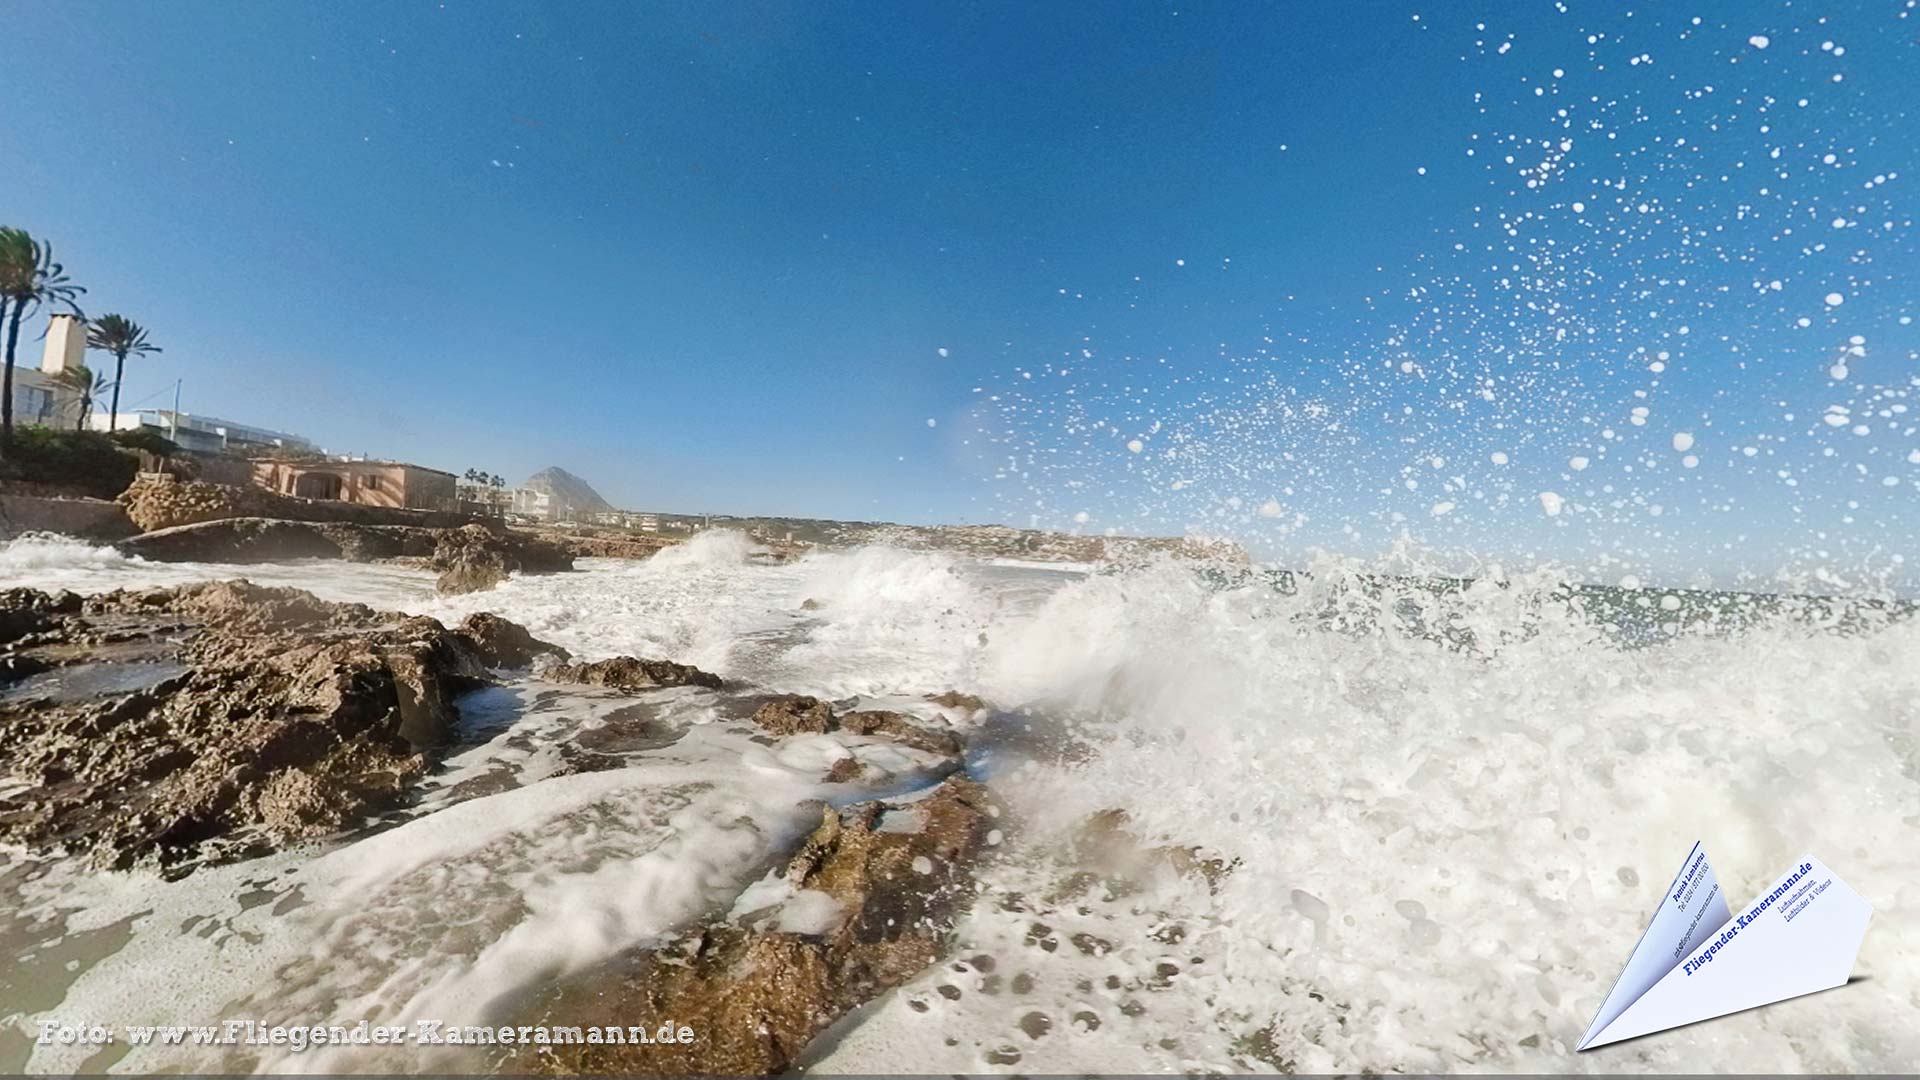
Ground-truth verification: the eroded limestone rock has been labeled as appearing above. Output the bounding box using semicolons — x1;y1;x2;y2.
548;655;723;691
0;581;544;872
518;776;995;1075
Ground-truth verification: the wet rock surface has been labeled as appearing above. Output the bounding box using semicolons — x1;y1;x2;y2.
750;694;961;755
112;518;575;598
117;517;440;564
0;581;549;872
838;709;965;756
750;694;836;734
927;689;990;713
517;776;995;1075
433;524;574;595
458;612;569;669
548;655;723;691
534;529;680;560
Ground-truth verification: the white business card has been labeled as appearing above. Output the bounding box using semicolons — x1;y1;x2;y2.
1578;845;1872;1050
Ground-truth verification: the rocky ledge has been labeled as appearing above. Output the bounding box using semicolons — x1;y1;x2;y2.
752;693;964;756
516;776;995;1075
0;582;555;872
548;655;724;691
115;519;573;595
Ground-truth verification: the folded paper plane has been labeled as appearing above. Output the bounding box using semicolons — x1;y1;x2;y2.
1578;843;1872;1050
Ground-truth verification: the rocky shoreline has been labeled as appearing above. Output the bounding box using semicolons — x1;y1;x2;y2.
515;776;995;1075
114;518;576;595
0;555;1001;1073
0;581;517;871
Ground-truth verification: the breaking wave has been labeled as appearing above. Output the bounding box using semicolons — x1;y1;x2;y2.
2;535;1914;1072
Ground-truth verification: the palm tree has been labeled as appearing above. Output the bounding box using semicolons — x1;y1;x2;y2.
86;314;161;433
53;363;114;431
0;228;87;455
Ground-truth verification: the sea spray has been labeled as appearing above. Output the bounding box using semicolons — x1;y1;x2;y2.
3;536;1915;1072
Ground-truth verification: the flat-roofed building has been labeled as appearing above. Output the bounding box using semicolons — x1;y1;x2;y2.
253;458;457;510
91;409;315;454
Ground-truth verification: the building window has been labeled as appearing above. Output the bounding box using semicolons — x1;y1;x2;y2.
19;387;52;421
365;474;381;491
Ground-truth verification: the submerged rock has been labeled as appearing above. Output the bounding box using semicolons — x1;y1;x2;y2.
1074;808;1239;894
519;776;995;1075
751;695;962;755
750;694;836;734
549;655;723;691
927;689;990;713
0;582;546;872
839;709;964;755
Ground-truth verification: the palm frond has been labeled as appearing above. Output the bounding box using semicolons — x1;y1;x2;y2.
87;313;163;358
0;231;87;315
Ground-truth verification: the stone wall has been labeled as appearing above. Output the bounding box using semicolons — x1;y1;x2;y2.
118;474;478;534
0;494;138;541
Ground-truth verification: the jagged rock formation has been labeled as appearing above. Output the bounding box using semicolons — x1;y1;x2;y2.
548;655;724;691
431;524;574;595
118;473;471;533
118;517;440;563
457;611;570;669
0;582;556;872
518;777;995;1075
750;694;963;756
534;529;678;560
112;518;574;596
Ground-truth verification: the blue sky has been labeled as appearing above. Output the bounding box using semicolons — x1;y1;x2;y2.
5;1;1915;588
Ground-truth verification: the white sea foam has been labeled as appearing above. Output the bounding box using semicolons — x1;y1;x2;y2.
2;537;1915;1072
823;557;1920;1073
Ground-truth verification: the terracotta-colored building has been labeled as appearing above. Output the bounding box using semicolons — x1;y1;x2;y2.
253;459;458;511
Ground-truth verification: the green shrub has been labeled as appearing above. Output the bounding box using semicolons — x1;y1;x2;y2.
0;427;141;498
109;427;180;457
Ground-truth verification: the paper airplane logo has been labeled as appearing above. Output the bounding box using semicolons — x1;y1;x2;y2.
1578;843;1872;1050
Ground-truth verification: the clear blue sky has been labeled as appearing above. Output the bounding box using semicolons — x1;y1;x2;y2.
5;1;1915;588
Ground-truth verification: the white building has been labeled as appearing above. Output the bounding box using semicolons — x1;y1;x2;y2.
511;487;554;520
90;409;314;454
7;313;86;429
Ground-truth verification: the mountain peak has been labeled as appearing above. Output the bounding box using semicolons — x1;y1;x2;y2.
520;467;613;514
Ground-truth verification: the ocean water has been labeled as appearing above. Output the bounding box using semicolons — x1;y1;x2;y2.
0;531;1915;1073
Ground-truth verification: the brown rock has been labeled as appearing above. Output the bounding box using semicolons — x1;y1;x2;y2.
0;582;496;872
457;612;569;668
750;695;835;735
543;531;680;560
118;474;263;532
520;777;995;1075
549;655;723;691
839;710;964;756
116;473;477;533
0;587;80;646
927;689;989;713
431;524;573;595
116;517;437;564
750;697;963;758
1074;808;1238;895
